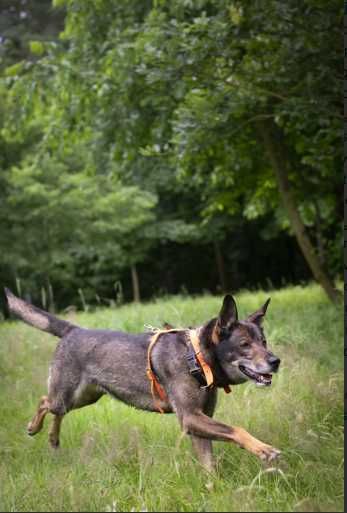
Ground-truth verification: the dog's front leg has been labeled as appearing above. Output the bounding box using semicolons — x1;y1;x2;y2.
49;414;64;448
183;412;280;463
191;436;214;472
189;389;217;472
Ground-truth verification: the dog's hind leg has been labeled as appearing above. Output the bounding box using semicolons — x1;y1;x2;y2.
27;395;50;436
47;386;104;448
48;414;64;448
47;382;104;447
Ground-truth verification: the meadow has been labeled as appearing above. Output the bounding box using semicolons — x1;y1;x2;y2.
0;284;343;512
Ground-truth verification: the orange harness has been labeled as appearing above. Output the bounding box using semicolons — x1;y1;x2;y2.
146;328;231;413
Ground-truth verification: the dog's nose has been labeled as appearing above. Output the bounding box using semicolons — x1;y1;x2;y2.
268;355;281;371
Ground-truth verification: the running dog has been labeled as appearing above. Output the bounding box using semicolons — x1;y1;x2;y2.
5;288;281;471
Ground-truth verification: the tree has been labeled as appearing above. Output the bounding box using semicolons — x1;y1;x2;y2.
0;0;341;309
131;0;341;302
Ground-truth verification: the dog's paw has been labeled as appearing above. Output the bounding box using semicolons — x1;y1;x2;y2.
27;423;35;436
27;421;42;436
49;439;60;449
256;443;281;463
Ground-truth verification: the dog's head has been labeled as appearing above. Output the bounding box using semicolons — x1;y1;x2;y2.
212;295;280;387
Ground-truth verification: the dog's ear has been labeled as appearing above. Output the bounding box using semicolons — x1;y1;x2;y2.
247;298;271;325
217;294;238;331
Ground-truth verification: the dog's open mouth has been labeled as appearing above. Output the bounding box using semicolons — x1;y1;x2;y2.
239;365;272;386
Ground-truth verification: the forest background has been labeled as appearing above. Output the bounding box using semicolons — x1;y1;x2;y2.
0;0;341;312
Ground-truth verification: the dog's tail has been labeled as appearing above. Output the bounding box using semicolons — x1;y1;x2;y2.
4;288;77;337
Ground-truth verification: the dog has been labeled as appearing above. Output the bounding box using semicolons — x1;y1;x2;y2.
5;288;281;471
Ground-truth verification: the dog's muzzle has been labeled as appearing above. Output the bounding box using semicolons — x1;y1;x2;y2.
268;355;281;372
239;365;272;386
238;356;280;387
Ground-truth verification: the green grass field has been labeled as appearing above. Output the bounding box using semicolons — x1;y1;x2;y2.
0;284;343;512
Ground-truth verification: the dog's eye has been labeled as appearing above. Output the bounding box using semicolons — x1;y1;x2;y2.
262;339;267;347
240;340;250;348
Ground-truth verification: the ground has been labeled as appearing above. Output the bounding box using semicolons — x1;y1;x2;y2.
0;283;343;512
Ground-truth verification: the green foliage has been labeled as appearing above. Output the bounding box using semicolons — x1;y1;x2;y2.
0;0;341;305
1;152;158;301
29;40;46;56
0;0;64;68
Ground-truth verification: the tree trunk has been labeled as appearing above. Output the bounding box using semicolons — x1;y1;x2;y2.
47;280;55;313
313;199;326;267
258;119;341;304
131;264;141;302
213;240;228;292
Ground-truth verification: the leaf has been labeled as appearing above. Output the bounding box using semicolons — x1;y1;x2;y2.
29;41;45;56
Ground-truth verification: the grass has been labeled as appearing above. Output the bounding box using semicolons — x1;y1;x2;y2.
0;283;343;512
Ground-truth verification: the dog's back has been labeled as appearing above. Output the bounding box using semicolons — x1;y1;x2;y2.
5;288;173;414
51;327;161;412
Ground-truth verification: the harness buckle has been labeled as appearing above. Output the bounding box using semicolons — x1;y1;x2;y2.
185;348;208;387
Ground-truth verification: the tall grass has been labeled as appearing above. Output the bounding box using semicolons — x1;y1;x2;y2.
0;283;343;512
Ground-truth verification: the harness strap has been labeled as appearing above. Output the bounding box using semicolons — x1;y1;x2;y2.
189;329;231;393
147;329;180;413
189;330;214;387
146;328;231;413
